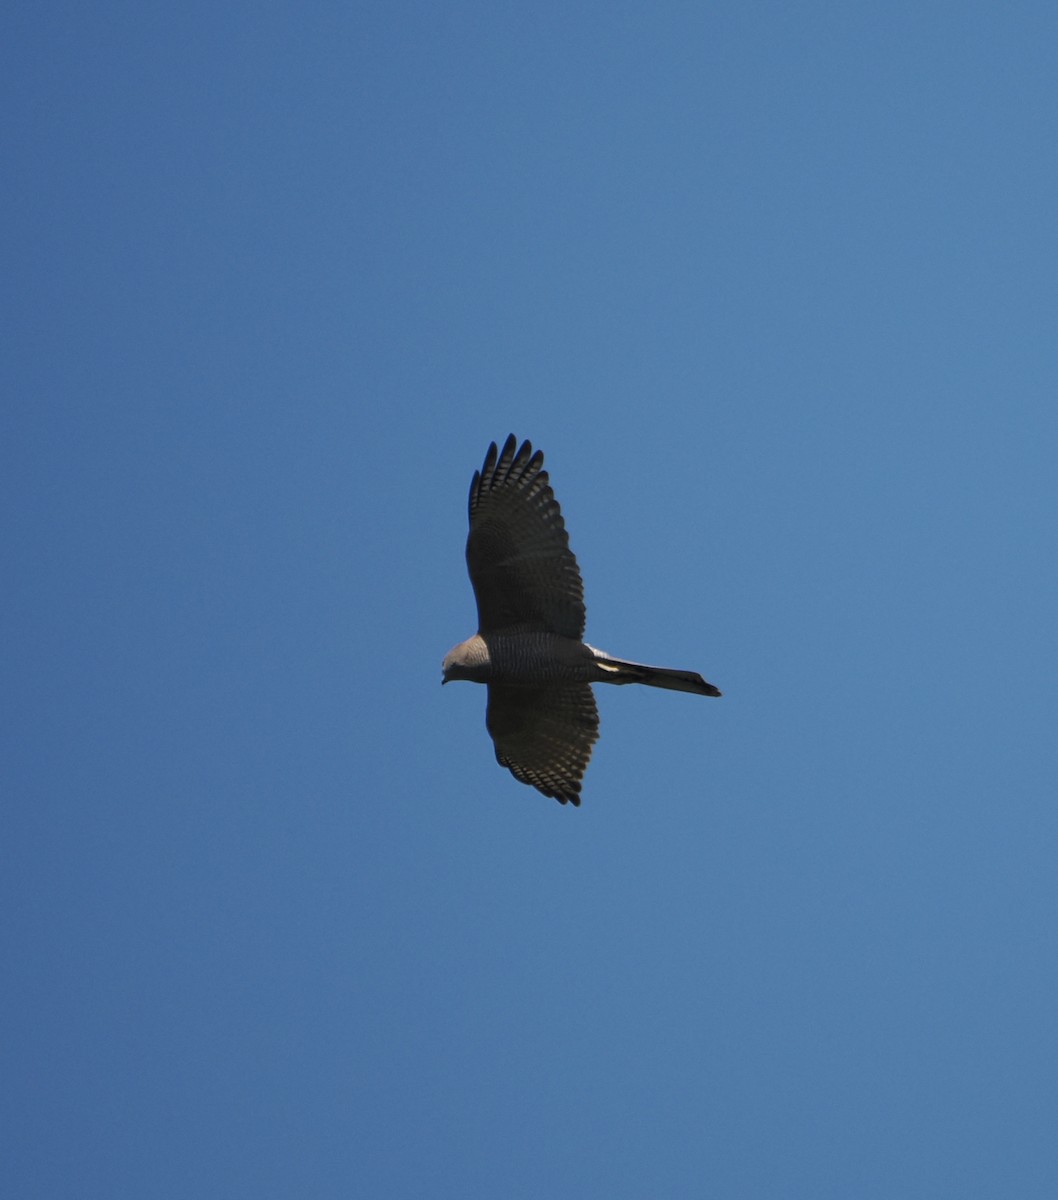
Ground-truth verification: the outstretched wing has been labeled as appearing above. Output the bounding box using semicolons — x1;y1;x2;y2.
485;683;599;806
467;435;585;638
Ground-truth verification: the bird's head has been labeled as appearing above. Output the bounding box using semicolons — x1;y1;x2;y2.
441;635;489;684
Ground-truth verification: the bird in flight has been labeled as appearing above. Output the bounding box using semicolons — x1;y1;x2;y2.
443;436;721;805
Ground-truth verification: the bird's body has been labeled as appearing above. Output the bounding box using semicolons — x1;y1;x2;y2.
445;631;718;692
443;436;720;805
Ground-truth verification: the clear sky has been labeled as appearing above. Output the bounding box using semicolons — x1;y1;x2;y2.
4;3;1058;1197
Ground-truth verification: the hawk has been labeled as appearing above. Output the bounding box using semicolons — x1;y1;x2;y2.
443;436;721;805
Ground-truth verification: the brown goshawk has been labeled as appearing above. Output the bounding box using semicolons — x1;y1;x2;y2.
443;436;721;805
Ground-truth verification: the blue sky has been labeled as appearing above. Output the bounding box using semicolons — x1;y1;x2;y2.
4;3;1058;1196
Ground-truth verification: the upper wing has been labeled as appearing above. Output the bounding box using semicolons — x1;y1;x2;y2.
466;436;585;638
486;683;599;806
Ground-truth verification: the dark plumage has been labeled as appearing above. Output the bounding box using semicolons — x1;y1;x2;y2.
443;436;721;805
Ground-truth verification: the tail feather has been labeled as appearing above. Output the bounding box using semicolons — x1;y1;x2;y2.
590;649;721;697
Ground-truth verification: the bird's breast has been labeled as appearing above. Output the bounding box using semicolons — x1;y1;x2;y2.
484;632;594;684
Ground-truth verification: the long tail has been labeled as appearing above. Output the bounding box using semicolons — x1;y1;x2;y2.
589;648;722;697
